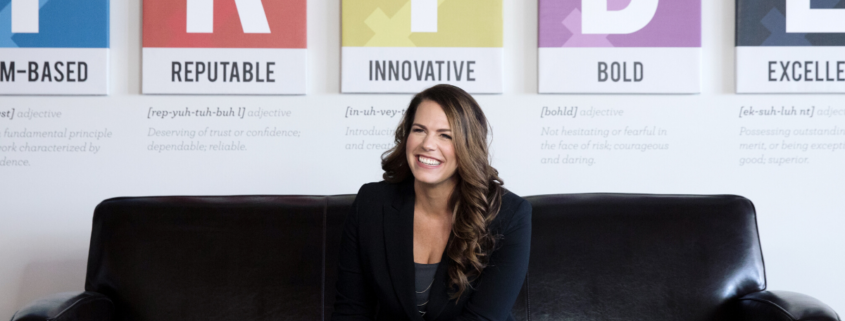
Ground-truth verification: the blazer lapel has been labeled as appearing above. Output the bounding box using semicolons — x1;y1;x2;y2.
383;182;420;321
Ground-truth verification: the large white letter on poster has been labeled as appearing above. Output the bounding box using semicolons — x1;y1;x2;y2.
186;0;214;33
786;0;845;33
411;0;438;33
233;0;271;33
186;0;270;34
11;0;39;33
581;0;659;34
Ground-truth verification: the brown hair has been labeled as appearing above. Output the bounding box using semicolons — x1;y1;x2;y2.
381;84;504;300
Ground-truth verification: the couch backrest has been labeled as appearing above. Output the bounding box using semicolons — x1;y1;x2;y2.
86;193;766;321
86;195;354;321
517;194;766;321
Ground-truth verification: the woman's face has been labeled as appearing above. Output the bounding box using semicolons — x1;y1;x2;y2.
406;100;458;189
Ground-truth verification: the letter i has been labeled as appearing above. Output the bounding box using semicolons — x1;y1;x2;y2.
411;0;438;33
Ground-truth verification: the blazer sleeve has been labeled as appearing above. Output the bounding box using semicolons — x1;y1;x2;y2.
454;197;532;321
331;186;377;321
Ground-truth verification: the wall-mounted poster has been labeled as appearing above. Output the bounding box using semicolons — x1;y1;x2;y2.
538;0;701;94
0;0;109;95
341;0;503;94
736;0;845;93
142;0;306;95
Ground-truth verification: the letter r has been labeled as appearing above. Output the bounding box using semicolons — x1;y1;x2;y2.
11;0;39;33
187;0;271;34
582;0;659;34
786;0;845;33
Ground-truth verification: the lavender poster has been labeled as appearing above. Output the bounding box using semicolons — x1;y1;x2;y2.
538;0;701;94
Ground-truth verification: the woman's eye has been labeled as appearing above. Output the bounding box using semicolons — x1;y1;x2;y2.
441;134;452;139
412;128;424;133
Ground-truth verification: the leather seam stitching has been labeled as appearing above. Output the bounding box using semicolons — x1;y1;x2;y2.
746;199;767;292
740;297;797;320
322;197;328;321
525;270;531;321
50;296;109;321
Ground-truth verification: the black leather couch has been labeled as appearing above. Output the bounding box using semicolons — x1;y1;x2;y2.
10;194;841;321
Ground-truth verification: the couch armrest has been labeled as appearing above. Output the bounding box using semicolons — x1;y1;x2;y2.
739;290;841;321
10;292;113;321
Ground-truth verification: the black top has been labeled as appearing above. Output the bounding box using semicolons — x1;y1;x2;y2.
414;263;438;316
331;180;532;321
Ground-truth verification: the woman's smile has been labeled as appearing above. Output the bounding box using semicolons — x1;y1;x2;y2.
417;155;443;167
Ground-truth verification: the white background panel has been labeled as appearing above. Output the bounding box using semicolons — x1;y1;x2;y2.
737;46;845;93
342;47;503;93
0;0;844;318
539;47;701;93
142;48;306;94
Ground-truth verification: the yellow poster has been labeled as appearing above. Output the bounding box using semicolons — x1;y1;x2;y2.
342;0;504;93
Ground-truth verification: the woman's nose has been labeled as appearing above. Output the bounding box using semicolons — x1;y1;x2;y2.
421;134;436;151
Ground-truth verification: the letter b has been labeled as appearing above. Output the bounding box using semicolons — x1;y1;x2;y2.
598;62;608;82
582;0;659;34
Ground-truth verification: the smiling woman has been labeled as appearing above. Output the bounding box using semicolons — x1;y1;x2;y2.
332;84;532;321
404;99;459;189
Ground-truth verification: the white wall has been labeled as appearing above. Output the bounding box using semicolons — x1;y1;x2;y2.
1;0;843;317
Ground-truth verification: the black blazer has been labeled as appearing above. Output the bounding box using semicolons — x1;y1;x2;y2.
331;180;532;321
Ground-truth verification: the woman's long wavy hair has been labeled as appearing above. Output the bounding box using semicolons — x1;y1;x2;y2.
381;84;504;301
